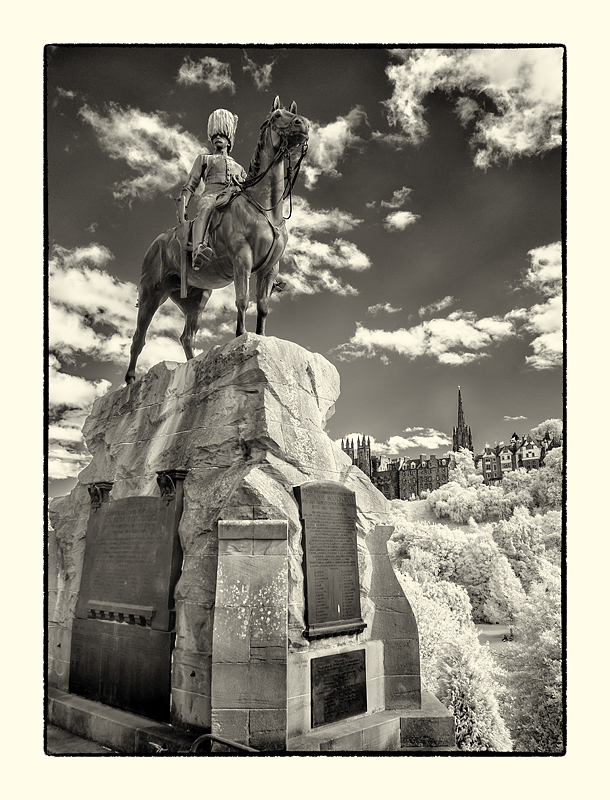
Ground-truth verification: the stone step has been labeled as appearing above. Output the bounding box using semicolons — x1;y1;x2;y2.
47;687;199;755
287;692;456;752
46;724;117;755
49;686;456;754
398;692;456;750
287;710;402;752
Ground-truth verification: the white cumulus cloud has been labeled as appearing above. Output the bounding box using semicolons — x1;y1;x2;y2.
523;295;563;370
521;242;563;369
48;355;111;480
332;240;563;370
382;48;563;169
419;295;455;317
79;103;206;202
331;308;516;365
380;186;413;209
524;241;562;297
281;198;372;296
383;210;420;231
242;52;275;90
177;56;236;93
368;303;402;316
302;107;368;189
337;427;451;458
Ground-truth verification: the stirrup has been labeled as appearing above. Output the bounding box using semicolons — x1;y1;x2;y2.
192;245;213;270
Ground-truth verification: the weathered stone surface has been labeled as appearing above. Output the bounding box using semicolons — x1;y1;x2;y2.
49;334;394;732
368;525;421;709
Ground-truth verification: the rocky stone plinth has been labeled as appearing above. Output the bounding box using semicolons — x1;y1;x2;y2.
49;334;414;735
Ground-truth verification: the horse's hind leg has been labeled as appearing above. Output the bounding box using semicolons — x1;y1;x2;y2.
234;248;253;337
170;287;212;360
255;266;279;335
125;282;169;384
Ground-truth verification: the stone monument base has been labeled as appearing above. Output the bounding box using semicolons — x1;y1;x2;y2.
48;335;455;753
47;687;199;755
47;686;455;753
287;692;455;752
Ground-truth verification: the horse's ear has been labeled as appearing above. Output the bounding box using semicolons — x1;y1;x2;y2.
272;96;281;111
289;101;297;113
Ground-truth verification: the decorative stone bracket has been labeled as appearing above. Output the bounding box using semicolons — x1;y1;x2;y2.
156;469;188;504
87;481;113;511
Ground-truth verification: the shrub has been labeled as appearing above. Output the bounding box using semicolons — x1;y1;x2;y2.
496;560;563;752
436;631;512;751
392;520;525;623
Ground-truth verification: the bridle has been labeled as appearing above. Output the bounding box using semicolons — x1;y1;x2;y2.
241;115;309;220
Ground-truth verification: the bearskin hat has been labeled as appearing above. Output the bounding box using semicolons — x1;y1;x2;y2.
207;109;239;152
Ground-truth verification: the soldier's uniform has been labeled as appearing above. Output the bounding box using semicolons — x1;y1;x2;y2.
179;109;246;268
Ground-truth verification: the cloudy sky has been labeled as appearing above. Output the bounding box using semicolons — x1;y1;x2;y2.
47;46;564;497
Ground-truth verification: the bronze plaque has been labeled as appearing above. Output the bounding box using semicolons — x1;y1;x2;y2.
69;474;186;721
69;618;173;722
311;649;367;728
295;482;365;638
75;495;182;631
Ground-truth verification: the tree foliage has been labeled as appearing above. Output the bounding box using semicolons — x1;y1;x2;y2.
492;505;554;592
448;447;484;488
391;518;524;622
436;632;513;752
529;418;563;447
389;440;563;753
427;444;563;523
395;571;470;693
496;560;564;753
530;446;563;512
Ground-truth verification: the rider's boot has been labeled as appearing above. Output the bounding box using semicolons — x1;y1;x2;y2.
192;212;214;270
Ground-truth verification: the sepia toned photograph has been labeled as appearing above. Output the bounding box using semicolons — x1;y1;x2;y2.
46;45;564;756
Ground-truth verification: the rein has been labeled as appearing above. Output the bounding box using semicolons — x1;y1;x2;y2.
241;118;308;220
216;112;308;273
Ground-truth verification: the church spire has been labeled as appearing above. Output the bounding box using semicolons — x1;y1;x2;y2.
457;386;465;429
453;386;474;453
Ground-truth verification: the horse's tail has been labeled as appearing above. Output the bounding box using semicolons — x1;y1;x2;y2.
139;229;177;288
158;235;166;285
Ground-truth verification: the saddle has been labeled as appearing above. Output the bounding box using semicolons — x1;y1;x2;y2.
214;184;241;211
174;184;285;298
174;187;241;298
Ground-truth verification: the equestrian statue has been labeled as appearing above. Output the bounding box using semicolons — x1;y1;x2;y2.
124;97;309;385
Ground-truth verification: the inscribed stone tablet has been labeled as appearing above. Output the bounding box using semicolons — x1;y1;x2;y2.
294;482;365;638
75;496;182;631
311;649;367;728
69;618;173;722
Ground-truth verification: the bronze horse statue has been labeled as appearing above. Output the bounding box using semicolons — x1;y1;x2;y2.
124;97;309;384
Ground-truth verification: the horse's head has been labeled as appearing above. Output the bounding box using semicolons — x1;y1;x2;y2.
267;96;309;153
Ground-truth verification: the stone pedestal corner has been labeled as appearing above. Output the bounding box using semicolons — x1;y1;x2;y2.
211;519;289;751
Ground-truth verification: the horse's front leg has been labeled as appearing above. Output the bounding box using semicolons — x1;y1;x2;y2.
234;246;253;337
125;282;169;384
170;287;212;360
255;265;279;335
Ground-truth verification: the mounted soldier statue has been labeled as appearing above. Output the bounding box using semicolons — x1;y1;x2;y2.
125;97;309;385
179;108;247;270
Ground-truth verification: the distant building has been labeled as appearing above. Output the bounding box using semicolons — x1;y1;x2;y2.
374;454;450;501
342;435;372;477
474;430;558;485
453;387;473;453
341;387;559;496
340;439;450;501
341;387;472;501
